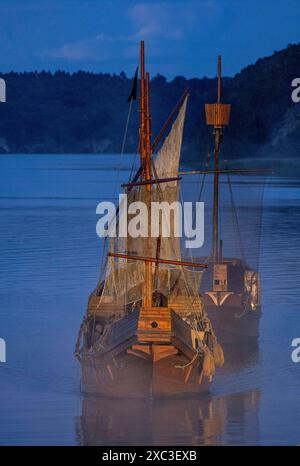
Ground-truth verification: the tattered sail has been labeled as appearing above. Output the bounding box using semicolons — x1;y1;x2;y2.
154;94;188;190
98;94;201;308
152;94;203;296
150;94;188;263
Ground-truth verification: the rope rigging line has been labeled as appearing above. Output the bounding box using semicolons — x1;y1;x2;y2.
112;97;135;199
192;144;213;264
226;172;246;262
151;160;198;303
129;140;140;183
95;98;136;302
121;98;133;155
220;144;268;269
221;143;245;262
238;171;267;270
150;158;211;339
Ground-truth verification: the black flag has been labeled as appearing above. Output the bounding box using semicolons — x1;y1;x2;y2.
126;67;138;102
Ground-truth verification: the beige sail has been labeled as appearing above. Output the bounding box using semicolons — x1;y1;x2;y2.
151;93;202;297
100;95;193;306
154;94;188;190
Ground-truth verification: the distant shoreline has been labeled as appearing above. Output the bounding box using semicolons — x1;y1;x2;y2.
1;153;300;177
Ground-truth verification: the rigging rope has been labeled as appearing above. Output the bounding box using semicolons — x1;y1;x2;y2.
226;172;246;262
121;99;133;155
98;98;136;278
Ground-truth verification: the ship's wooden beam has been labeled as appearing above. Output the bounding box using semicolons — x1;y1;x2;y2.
179;168;273;176
122;176;181;188
217;55;221;104
108;252;208;268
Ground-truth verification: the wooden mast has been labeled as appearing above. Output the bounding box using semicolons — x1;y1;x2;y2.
140;41;146;166
205;55;231;264
108;252;208;269
217;55;221;104
145;72;152;184
139;41;153;307
212;56;222;263
144;70;153;307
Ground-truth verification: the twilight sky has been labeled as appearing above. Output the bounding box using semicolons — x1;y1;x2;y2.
0;0;299;79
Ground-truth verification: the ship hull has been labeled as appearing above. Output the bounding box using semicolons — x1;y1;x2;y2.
81;350;210;398
78;303;217;398
199;257;262;343
204;300;261;343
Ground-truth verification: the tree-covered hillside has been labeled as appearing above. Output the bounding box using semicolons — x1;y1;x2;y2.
0;43;300;162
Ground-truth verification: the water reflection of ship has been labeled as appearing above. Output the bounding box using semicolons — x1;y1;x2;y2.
76;389;260;446
219;339;259;373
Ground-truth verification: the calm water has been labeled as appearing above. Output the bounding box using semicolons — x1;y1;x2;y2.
0;154;299;446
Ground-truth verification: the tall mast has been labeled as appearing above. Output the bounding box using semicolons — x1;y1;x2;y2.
145;72;152;184
217;54;221;104
139;41;153;307
212;55;221;263
205;55;231;263
144;71;153;307
140;41;146;167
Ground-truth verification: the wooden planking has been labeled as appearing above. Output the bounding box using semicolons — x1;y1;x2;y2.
137;307;172;343
171;311;195;353
168;295;202;315
138;307;172;331
152;345;178;362
88;294;125;316
205;103;231;126
213;263;228;292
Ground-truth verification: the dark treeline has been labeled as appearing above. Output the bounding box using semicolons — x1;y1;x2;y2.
0;43;300;162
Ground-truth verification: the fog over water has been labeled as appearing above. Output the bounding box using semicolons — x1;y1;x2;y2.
0;154;299;445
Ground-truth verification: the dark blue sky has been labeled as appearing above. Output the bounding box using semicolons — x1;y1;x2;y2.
1;0;299;78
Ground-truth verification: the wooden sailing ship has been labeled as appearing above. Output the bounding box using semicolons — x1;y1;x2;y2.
75;42;224;398
181;56;268;342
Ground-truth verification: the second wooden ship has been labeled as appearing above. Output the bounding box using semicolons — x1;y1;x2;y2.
181;56;269;343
